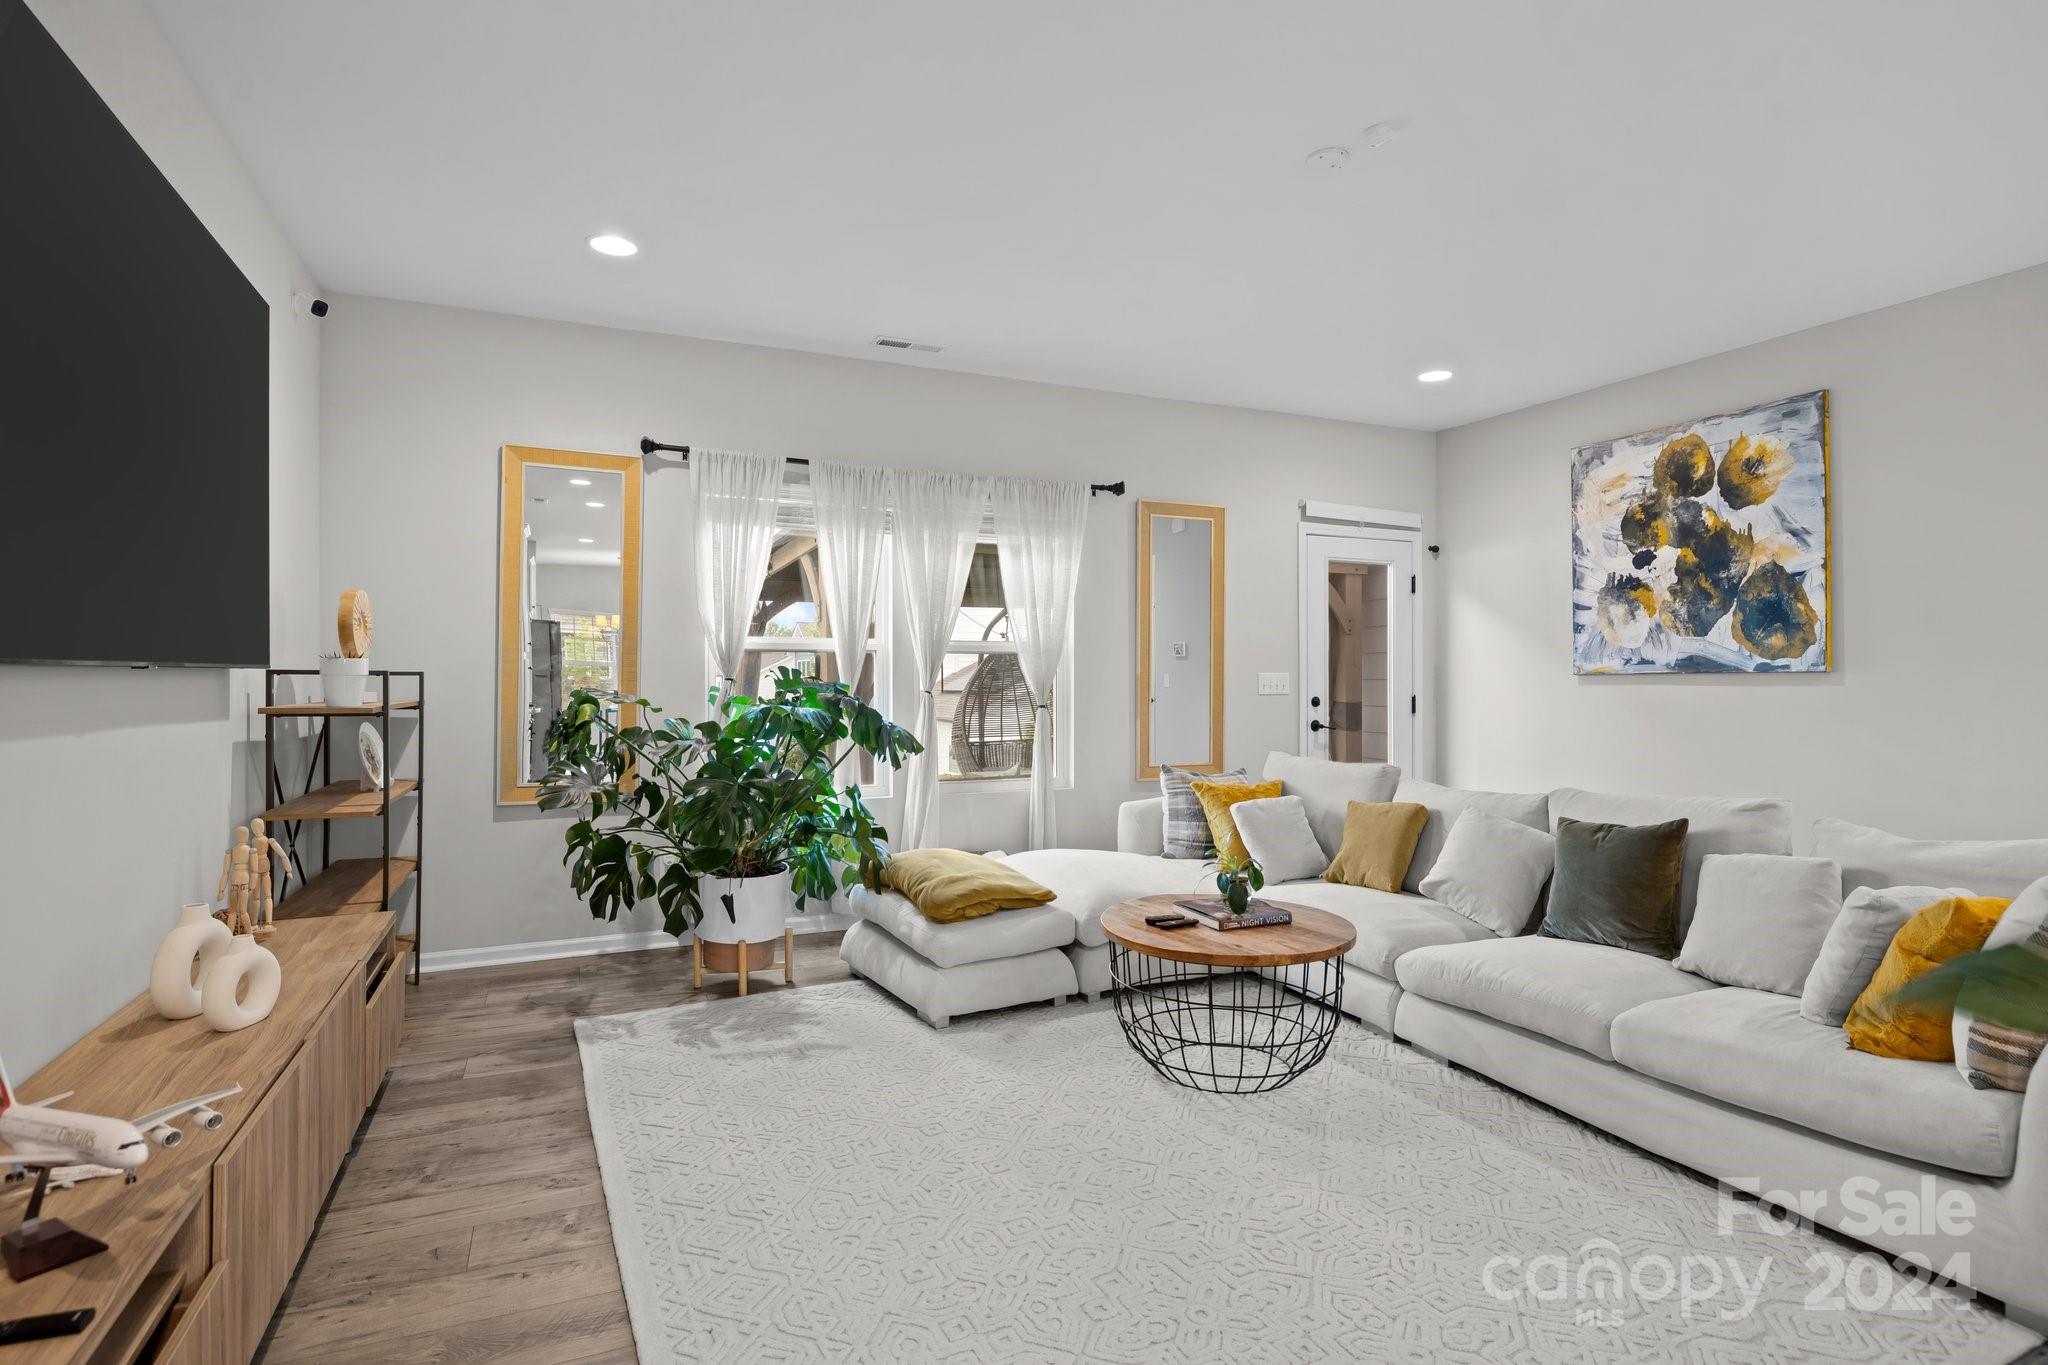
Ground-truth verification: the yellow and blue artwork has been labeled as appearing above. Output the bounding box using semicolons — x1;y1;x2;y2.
1571;391;1830;674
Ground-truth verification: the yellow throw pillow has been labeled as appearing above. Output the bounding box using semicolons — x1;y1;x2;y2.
881;848;1056;924
1845;895;2011;1060
1323;801;1430;894
1190;779;1284;869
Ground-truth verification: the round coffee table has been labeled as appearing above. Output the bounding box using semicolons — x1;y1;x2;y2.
1101;894;1357;1093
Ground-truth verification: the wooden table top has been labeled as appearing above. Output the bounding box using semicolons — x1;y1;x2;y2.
1101;895;1357;967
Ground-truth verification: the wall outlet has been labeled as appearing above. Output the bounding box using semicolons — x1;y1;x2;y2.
1257;672;1290;696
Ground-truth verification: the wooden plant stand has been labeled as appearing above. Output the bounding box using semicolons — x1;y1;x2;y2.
692;929;796;995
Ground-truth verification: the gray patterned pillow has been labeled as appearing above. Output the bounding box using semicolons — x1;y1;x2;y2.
1161;766;1247;859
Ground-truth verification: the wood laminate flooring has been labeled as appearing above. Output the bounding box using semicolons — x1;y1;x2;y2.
259;930;852;1364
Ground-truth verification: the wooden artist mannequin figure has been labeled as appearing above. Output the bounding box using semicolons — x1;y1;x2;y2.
216;827;254;936
247;818;290;937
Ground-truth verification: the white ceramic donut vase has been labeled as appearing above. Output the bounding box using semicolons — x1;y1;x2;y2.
150;902;235;1020
200;935;283;1033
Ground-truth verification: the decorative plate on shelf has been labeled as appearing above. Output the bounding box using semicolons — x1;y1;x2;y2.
357;722;386;792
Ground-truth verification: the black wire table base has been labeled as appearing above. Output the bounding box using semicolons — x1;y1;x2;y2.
1109;945;1344;1093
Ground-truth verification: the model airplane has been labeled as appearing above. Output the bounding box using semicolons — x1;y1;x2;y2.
1;1055;241;1186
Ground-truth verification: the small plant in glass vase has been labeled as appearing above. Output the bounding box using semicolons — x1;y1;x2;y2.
536;669;921;960
1211;854;1265;915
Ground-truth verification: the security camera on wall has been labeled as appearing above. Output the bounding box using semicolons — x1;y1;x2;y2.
292;292;330;318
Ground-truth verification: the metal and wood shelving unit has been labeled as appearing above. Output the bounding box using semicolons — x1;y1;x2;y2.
260;668;424;982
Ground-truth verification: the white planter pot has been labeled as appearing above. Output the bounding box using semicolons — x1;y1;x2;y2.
695;870;792;945
320;656;370;708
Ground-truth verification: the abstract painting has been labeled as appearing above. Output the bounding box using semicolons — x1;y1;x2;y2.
1571;390;1830;674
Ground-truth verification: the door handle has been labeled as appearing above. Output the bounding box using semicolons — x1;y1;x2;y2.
1308;719;1325;733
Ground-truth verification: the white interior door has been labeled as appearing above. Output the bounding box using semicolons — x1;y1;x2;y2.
1300;530;1415;770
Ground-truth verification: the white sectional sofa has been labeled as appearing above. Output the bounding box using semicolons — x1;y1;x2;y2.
840;754;2048;1324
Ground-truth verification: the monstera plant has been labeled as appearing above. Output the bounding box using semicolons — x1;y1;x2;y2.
538;669;920;939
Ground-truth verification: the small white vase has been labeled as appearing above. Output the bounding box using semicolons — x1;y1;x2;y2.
150;903;234;1020
695;870;791;946
319;656;370;708
200;934;283;1033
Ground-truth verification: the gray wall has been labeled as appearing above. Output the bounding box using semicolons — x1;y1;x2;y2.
1436;263;2048;843
319;295;1436;956
0;0;322;1074
535;562;622;617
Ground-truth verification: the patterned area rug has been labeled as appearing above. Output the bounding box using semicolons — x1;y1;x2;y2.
576;983;2038;1364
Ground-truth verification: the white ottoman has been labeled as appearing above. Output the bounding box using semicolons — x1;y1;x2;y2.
841;921;1077;1029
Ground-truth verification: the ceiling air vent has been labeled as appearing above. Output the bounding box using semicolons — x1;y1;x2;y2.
873;335;943;353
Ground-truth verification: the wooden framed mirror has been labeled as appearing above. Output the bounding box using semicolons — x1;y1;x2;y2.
1136;500;1225;780
497;445;643;804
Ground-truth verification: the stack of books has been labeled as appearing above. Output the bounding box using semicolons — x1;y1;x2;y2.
1174;898;1293;931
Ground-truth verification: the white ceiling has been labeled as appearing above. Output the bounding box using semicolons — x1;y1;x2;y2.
148;0;2048;429
526;464;623;566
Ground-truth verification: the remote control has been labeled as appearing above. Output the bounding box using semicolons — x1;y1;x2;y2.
1145;915;1196;929
0;1310;95;1345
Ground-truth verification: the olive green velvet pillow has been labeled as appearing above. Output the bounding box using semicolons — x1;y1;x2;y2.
881;848;1056;924
1540;817;1689;958
1323;801;1430;894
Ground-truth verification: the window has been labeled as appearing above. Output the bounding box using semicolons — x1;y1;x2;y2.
936;544;1066;784
548;610;622;695
739;532;892;790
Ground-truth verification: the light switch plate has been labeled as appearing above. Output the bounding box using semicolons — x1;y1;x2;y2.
1257;672;1290;696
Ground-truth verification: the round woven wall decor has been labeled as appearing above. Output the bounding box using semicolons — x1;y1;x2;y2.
337;589;374;658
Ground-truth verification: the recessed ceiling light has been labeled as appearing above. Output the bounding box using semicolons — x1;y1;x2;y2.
585;500;606;508
569;477;592;486
588;234;637;257
1417;369;1454;383
578;537;595;544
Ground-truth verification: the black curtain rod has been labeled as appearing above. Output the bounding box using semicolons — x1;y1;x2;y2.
639;439;1126;497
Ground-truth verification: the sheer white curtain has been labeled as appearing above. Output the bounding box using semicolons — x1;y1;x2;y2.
691;448;783;701
993;476;1089;849
810;459;893;694
895;470;990;849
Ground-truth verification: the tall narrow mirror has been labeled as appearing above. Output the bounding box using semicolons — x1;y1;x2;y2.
498;445;642;804
1136;500;1225;780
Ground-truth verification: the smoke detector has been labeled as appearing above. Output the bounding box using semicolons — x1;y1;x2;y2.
1304;146;1351;173
1360;119;1405;150
873;335;943;353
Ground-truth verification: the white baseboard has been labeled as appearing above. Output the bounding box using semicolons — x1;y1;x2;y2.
419;913;857;975
420;930;678;974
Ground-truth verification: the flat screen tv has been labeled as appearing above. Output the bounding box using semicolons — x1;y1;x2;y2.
0;0;269;667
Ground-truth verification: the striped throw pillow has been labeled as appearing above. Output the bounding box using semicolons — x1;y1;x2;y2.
1962;922;2048;1092
1161;766;1247;859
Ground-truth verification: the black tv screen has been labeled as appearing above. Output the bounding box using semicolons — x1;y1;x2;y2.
0;0;269;667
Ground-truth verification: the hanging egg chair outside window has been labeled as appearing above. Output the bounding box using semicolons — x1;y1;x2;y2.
950;652;1033;777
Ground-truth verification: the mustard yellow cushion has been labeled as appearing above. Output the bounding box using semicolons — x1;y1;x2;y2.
1190;780;1283;869
1323;801;1430;894
881;848;1055;924
1845;895;2011;1060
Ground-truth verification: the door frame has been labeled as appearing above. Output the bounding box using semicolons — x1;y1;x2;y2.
1296;520;1427;776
